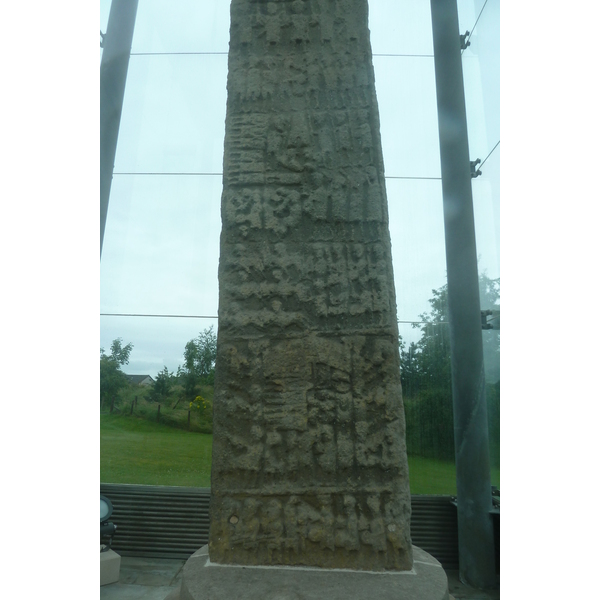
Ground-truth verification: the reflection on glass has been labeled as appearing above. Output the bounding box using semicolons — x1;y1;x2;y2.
115;56;227;174
387;179;447;323
101;175;222;317
369;0;434;56
374;57;440;179
131;0;230;54
398;272;500;491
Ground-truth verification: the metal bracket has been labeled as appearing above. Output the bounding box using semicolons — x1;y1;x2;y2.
100;30;105;48
470;159;482;178
460;31;471;50
481;309;500;330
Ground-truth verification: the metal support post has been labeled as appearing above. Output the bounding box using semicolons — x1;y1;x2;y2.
430;0;497;589
100;0;139;257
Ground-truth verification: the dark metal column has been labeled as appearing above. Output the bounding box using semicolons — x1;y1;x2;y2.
100;0;139;257
430;0;497;589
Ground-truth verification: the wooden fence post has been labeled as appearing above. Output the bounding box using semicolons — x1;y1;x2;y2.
110;396;115;414
134;395;138;407
157;404;161;420
130;400;134;415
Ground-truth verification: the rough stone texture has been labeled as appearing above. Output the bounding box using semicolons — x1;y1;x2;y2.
210;0;412;571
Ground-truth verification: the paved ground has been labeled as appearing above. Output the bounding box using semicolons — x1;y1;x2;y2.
446;571;500;600
100;556;500;600
100;557;185;600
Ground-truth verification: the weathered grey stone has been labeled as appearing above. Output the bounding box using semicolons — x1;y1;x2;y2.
210;0;412;571
179;546;450;600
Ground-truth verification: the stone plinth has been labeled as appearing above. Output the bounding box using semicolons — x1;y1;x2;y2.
100;549;120;586
210;0;412;572
178;545;449;600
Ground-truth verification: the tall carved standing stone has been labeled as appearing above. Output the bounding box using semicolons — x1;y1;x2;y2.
209;0;413;571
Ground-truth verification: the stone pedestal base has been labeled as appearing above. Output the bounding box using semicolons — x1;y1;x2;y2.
176;545;449;600
100;548;121;586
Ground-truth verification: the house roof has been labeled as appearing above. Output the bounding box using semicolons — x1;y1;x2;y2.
125;374;155;384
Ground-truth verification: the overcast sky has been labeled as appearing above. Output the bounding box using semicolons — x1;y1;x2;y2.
99;0;500;377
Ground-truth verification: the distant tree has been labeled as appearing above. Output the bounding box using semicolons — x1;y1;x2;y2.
180;327;217;399
399;283;452;399
400;273;500;461
100;338;134;407
151;366;174;403
184;327;217;381
398;338;421;398
401;272;500;392
109;338;133;366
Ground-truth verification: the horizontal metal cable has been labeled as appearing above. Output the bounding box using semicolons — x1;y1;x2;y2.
375;54;433;58
112;172;222;176
386;176;441;180
129;52;433;58
112;172;440;180
101;313;218;319
100;313;448;325
398;320;449;325
131;51;228;55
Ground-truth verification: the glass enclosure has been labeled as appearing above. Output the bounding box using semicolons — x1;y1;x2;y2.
100;0;499;494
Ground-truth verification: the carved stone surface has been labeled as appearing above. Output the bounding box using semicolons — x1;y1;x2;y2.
210;0;413;571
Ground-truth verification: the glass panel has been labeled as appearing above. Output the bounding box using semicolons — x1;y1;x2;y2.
374;57;441;179
455;0;478;43
101;175;221;317
387;179;447;324
100;2;227;489
100;0;110;34
100;0;499;495
131;0;230;53
114;55;227;174
457;0;500;484
461;0;500;164
368;0;433;56
100;0;110;62
399;317;457;495
100;315;218;380
472;147;500;279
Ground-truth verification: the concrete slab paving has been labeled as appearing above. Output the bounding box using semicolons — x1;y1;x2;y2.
115;557;185;587
101;583;179;600
445;571;500;600
100;557;185;600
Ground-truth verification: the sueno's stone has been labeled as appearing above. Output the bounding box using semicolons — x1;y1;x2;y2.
210;0;412;572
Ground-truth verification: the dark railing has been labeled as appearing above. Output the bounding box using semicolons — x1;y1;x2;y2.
100;484;460;569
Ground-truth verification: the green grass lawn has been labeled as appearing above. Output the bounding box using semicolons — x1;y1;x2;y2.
101;414;212;487
408;456;500;495
101;414;499;494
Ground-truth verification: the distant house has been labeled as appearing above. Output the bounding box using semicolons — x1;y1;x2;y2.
125;374;155;387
